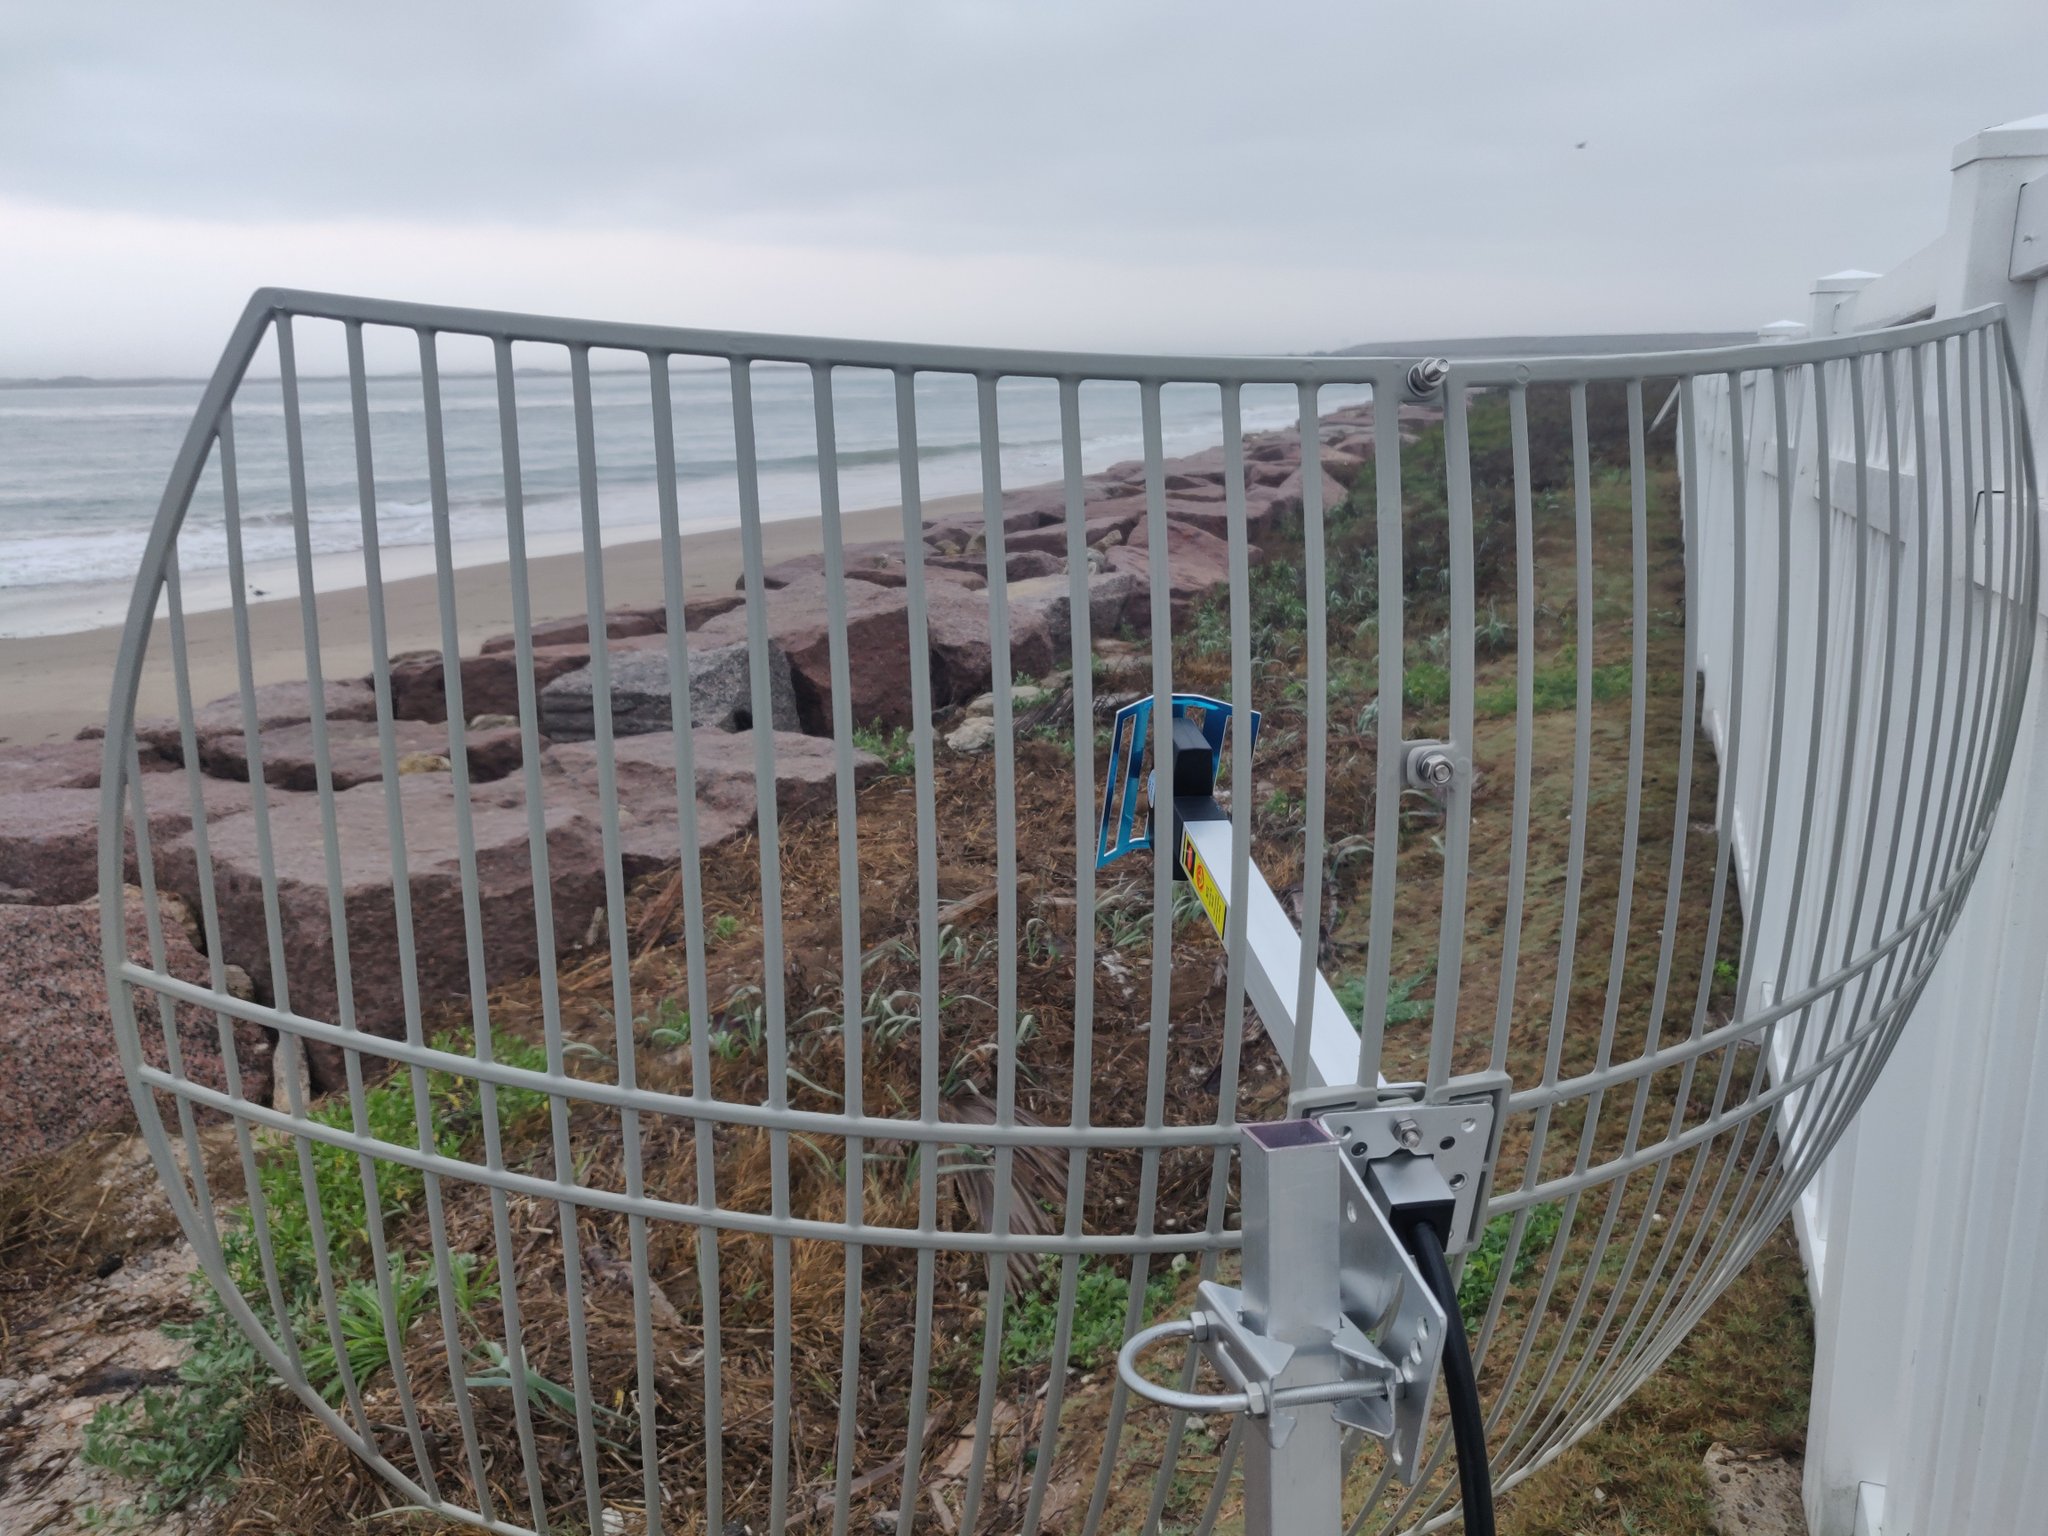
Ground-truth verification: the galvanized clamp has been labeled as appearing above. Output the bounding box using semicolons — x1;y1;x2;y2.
1115;1076;1508;1485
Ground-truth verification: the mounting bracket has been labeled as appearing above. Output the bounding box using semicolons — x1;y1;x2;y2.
1117;1074;1508;1525
1296;1070;1512;1256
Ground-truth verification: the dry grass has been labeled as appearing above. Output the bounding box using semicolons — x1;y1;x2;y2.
56;383;1815;1534
1496;1221;1811;1535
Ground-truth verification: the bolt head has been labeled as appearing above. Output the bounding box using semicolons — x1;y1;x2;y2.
1394;1115;1423;1151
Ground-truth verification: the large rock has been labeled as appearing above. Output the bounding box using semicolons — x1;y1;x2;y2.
1259;465;1352;522
545;728;883;874
758;546;998;592
119;677;380;761
999;523;1076;558
197;717;527;791
923;581;1061;698
688;573;1064;731
0;773;266;906
1107;518;1265;622
388;642;600;725
159;774;611;1093
1318;446;1372;488
998;549;1063;582
478;606;664;655
1004;571;1147;657
922;499;1062;553
756;541;912;591
153;729;878;1090
0;889;273;1170
0;738;174;792
692;577;910;732
539;640;799;741
1084;501;1148;547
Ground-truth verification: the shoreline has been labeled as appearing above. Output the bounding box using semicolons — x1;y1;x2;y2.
0;497;961;745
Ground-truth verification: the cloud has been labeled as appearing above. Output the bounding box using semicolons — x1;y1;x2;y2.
2;0;2041;373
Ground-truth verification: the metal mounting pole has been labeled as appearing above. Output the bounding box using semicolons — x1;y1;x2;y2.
1238;1119;1346;1535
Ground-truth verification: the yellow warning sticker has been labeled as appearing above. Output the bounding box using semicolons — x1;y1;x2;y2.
1179;829;1228;938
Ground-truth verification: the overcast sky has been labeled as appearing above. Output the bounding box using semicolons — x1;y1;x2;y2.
2;1;2042;377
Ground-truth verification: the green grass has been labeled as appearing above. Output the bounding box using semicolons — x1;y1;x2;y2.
80;1290;265;1523
298;1250;495;1405
84;1029;548;1520
1333;966;1435;1032
1500;1224;1813;1535
1000;1258;1180;1375
1457;1200;1564;1332
1474;647;1634;718
1407;647;1633;719
852;720;916;775
240;1032;548;1295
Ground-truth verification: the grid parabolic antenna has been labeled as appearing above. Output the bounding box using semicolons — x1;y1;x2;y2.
100;291;2037;1533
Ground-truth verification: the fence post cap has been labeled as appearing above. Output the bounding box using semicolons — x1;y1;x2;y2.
1757;320;1807;343
1952;113;2048;171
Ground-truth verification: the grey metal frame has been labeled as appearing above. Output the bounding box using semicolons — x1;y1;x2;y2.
99;290;2037;1535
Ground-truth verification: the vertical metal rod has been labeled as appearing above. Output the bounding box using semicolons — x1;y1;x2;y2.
417;324;539;1526
545;347;607;1536
122;747;213;1229
495;333;602;1531
159;534;301;1367
214;405;316;1380
1488;385;1537;1073
959;374;1021;1533
1291;382;1331;1093
273;313;387;1457
649;349;725;1534
568;344;664;1531
1356;371;1406;1087
1021;375;1100;1536
810;362;869;1536
726;356;798;1535
1429;377;1477;1090
1143;382;1259;1536
892;365;944;1536
1081;380;1176;1536
490;338;562;1533
344;318;483;1511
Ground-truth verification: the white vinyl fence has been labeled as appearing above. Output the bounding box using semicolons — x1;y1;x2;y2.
1688;113;2048;1536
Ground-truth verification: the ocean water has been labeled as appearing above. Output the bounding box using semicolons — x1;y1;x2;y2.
0;366;1370;638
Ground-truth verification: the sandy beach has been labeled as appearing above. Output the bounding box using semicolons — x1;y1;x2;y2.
0;498;968;745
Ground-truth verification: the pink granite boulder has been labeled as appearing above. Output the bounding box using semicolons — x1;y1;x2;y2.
0;773;267;907
387;642;596;725
478;606;665;655
158;774;611;1093
1108;518;1264;622
0;738;174;792
1003;571;1147;656
0;889;273;1170
544;728;883;874
118;677;379;762
197;717;528;791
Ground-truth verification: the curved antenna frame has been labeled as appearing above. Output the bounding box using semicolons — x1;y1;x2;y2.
96;290;2037;1536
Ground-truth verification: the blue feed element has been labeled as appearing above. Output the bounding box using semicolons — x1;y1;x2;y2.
1096;693;1260;867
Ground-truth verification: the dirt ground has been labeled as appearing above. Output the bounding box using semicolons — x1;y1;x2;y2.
2;386;1817;1535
